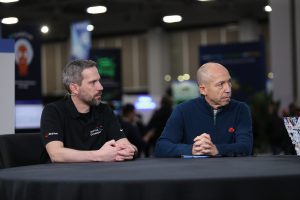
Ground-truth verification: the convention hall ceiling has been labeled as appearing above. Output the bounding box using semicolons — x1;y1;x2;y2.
0;0;269;41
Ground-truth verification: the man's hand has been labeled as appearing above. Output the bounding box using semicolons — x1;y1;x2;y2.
45;139;136;163
115;138;137;161
192;133;219;156
94;140;119;162
94;138;137;162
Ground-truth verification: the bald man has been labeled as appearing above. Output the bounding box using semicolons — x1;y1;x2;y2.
155;62;253;157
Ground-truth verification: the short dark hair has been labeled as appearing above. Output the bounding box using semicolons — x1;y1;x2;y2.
122;103;135;117
62;59;97;93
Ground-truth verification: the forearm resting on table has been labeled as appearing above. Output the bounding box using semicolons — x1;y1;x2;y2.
46;141;106;163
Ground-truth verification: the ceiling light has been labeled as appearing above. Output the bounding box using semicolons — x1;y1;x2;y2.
164;74;171;82
183;74;190;81
41;25;49;34
268;72;274;79
163;15;182;23
1;17;18;24
264;5;272;12
87;6;107;14
197;0;214;2
86;24;94;31
177;75;184;82
0;0;19;3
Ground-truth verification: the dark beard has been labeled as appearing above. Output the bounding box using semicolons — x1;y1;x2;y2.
91;98;101;106
83;97;101;107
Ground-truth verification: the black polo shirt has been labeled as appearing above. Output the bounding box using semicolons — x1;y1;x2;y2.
40;96;125;161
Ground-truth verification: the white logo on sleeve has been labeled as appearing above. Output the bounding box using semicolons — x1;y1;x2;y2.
44;132;58;139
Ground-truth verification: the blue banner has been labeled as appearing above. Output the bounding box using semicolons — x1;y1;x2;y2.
199;40;266;102
0;39;14;52
70;21;91;60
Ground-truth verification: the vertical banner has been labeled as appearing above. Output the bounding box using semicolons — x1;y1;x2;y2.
199;40;266;102
3;25;42;101
89;48;122;113
70;21;91;60
3;25;43;131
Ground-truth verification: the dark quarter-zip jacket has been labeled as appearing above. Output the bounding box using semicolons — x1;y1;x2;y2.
155;96;253;157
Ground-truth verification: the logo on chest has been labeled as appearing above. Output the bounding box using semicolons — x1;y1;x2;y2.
89;125;103;136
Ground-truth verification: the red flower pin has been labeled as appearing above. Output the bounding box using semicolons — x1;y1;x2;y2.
228;127;235;133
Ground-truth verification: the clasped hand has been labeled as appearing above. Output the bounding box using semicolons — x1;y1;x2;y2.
97;139;136;162
192;133;219;156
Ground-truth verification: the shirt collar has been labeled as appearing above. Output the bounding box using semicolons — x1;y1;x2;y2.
65;96;103;120
200;95;229;113
65;96;82;119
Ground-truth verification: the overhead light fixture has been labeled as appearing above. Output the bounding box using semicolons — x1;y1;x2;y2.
1;17;18;24
264;5;272;12
0;0;19;3
183;74;190;81
268;72;274;79
86;24;94;31
87;6;107;14
164;74;172;82
197;0;215;2
41;25;49;34
163;15;182;23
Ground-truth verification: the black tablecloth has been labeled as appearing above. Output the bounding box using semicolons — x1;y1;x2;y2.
0;156;300;200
